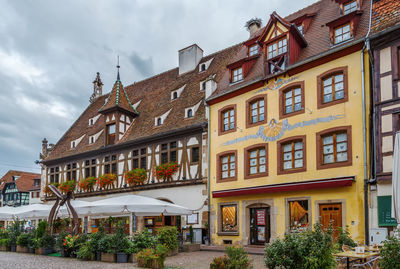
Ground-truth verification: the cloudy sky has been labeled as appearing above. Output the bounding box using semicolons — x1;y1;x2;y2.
0;0;316;176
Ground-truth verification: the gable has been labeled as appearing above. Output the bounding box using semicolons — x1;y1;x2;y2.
264;21;289;43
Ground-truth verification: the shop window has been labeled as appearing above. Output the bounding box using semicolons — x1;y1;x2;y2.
278;136;306;174
246;95;267;128
279;81;305;119
317;67;348;108
334;24;351;44
106;124;116;145
217;150;237;182
317;126;352;169
244;144;268;179
288;200;310;231
221;204;238;233
218;105;236;135
231;67;243;83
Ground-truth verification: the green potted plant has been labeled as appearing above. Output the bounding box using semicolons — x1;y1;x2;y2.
157;226;179;256
99;234;116;262
16;233;32;253
28;237;38;253
379;235;400;269
38;232;55;255
0;238;10;251
136;244;168;269
77;241;94;261
125;168;147;186
90;224;105;261
8;219;24;252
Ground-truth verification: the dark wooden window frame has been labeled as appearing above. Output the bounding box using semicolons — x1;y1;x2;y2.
84;159;97;178
49;166;60;184
66;163;77;181
316;126;352;170
343;0;358;15
267;37;287;59
249;44;258;56
279;81;305;119
132;148;148;170
246;94;268;128
104;155;118;175
216;150;238;183
218;104;237;136
317;66;349;109
231;67;243;83
106;123;116;145
244;143;269;179
277;135;307;175
190;146;200;164
160;141;177;164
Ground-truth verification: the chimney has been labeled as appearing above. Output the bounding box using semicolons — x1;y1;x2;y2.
42;138;48;157
178;44;203;75
246;18;262;37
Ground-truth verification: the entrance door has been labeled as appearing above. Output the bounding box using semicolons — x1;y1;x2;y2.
250;207;270;245
319;203;342;238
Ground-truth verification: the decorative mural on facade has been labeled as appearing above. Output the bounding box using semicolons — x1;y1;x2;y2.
223;114;344;146
256;76;299;93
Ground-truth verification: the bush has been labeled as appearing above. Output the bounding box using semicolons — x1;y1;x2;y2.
132;230;157;253
7;219;24;246
98;234;113;253
136;244;168;268
0;238;9;247
77;242;94;260
90;224;105;253
336;226;357;250
35;220;47;239
0;230;9;240
157;226;178;251
39;233;55;249
56;230;68;250
210;255;229;269
16;233;33;247
210;247;252;269
379;235;400;269
264;223;336;269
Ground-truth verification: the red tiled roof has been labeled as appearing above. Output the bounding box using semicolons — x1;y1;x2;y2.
0;170;41;191
45;44;241;161
371;0;400;33
210;0;371;100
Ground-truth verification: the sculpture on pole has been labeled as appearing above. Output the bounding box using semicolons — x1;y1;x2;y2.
47;185;79;235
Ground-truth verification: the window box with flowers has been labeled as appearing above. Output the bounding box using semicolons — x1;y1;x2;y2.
58;180;76;194
78;177;97;192
153;162;179;182
125;168;147;186
97;174;117;189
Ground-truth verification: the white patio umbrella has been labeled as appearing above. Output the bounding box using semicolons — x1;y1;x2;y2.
392;132;400;233
0;206;18;220
13;203;53;219
59;200;94;216
83;194;192;216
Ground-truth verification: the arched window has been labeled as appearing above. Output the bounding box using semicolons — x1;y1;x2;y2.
201;64;206;72
173;91;178;100
157;118;162;126
187;109;193;118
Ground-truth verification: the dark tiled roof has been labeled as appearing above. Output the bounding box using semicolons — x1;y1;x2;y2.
371;0;400;33
210;0;371;100
45;44;241;161
0;170;41;191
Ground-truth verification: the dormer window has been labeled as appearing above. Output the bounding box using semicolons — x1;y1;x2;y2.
249;45;258;56
200;64;206;72
89;119;94;126
201;81;206;91
157;118;162;126
343;0;357;15
297;25;304;35
90;136;95;144
231;67;243;83
71;141;76;148
334;24;351;44
106;124;116;145
172;91;178;100
187;109;193;118
268;38;287;59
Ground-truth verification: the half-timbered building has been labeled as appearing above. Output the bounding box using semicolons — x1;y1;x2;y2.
40;44;240;241
368;0;400;237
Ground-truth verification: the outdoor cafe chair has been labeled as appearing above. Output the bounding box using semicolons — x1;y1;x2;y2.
351;256;380;269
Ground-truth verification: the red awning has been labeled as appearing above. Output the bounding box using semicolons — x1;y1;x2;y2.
212;176;354;198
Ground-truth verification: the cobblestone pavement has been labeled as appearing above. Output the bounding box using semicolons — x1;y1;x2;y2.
0;251;266;269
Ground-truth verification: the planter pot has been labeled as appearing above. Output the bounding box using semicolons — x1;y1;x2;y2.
116;252;128;263
35;248;43;255
167;248;179;256
70;252;77;258
60;248;69;257
41;247;54;255
101;252;116;263
0;245;8;251
137;258;161;269
28;247;35;254
182;243;200;252
95;251;102;261
10;245;16;252
128;253;136;263
16;245;29;253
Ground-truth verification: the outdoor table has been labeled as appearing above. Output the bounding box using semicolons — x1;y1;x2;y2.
333;250;379;269
365;246;380;252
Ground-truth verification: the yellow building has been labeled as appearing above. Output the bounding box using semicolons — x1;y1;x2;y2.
206;0;371;246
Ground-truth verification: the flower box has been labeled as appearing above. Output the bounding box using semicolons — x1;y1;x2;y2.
58;180;76;194
137;258;161;269
125;168;147;186
78;177;97;192
16;245;28;253
97;174;117;189
101;252;116;263
153;162;179;182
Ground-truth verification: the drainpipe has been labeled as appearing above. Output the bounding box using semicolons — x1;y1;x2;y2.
362;0;373;245
206;104;211;245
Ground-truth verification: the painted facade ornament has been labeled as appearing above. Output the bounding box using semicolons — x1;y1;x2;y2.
223;114;344;146
256;76;299;93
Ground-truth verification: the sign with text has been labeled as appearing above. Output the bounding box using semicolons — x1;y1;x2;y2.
256;209;266;226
